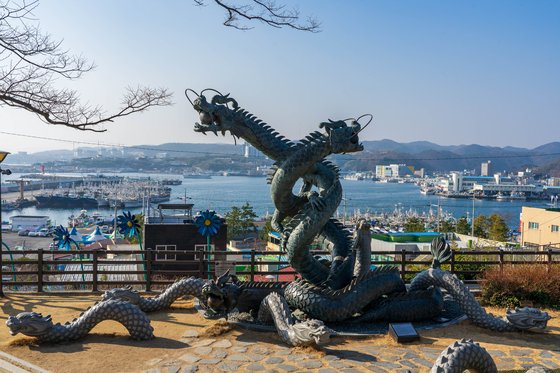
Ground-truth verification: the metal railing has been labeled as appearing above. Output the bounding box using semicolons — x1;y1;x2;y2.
1;247;559;294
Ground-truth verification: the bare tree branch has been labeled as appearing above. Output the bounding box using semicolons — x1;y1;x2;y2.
195;0;321;32
0;0;172;132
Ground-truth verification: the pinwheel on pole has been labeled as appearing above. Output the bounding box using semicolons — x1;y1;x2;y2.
117;211;146;279
53;225;85;284
194;210;222;280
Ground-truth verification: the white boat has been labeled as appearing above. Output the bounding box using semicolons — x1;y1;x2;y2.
420;187;436;195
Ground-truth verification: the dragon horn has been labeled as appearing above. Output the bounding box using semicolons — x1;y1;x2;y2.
184;89;200;107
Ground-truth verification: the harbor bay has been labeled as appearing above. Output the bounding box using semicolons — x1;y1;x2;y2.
2;173;548;230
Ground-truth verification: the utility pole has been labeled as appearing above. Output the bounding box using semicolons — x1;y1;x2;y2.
471;194;475;237
436;197;441;232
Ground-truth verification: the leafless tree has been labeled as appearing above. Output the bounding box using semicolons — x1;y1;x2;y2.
194;0;320;32
0;0;172;132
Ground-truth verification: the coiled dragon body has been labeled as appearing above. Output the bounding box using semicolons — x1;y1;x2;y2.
6;299;154;343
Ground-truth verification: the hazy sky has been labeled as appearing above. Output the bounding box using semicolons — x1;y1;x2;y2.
1;0;559;153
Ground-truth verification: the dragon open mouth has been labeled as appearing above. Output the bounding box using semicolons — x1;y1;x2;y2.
194;110;222;135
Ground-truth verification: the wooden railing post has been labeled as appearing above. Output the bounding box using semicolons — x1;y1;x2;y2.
37;249;43;293
400;249;406;281
250;249;256;282
145;248;152;292
499;249;504;274
92;250;98;292
547;248;553;273
198;248;205;279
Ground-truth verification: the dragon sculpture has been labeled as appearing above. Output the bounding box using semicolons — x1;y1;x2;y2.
5;299;154;343
186;89;551;338
430;339;551;373
97;90;550;347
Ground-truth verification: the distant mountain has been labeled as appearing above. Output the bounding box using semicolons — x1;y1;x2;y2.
125;142;242;157
532;142;560;154
5;140;560;174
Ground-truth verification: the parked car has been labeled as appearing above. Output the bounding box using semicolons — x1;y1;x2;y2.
35;228;52;237
17;229;30;236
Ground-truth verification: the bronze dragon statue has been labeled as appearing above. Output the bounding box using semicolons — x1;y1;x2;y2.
96;90;551;347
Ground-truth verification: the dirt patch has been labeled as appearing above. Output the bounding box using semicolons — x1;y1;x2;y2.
200;320;233;337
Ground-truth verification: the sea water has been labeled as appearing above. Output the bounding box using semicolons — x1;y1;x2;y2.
2;173;547;230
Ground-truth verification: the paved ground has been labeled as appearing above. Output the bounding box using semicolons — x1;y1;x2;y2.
142;329;560;373
1;295;559;373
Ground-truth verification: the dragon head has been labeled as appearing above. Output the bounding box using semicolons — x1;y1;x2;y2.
188;89;239;137
6;312;53;337
201;270;242;318
101;286;142;305
290;319;331;346
319;119;364;154
505;307;551;331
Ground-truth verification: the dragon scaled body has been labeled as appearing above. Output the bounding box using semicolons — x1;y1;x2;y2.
6;299;154;343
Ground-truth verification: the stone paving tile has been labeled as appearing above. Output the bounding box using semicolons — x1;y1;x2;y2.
198;358;222;365
299;359;323;369
215;361;241;372
266;357;284;364
211;340;232;348
193;346;212;355
179;353;201;363
227;354;252;362
318;368;339;373
245;363;266;371
509;349;533;356
211;350;228;359
540;359;560;369
276;364;298;372
191;339;216;347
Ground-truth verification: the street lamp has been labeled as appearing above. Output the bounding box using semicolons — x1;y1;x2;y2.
1;150;12;297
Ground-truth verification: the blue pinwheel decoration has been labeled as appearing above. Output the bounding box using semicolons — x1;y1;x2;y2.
117;211;142;239
117;211;146;280
194;210;222;237
53;225;75;250
52;225;85;283
194;210;222;280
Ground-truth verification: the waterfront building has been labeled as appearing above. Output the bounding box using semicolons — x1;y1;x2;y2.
375;164;414;178
520;206;560;248
481;161;492;176
243;142;264;158
9;215;51;232
440;172;543;197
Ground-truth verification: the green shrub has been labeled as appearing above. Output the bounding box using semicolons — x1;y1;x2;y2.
480;264;560;309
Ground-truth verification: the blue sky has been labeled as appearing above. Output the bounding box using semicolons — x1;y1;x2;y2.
1;0;559;153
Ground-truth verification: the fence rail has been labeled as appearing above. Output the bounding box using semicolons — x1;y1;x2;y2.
1;247;559;294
